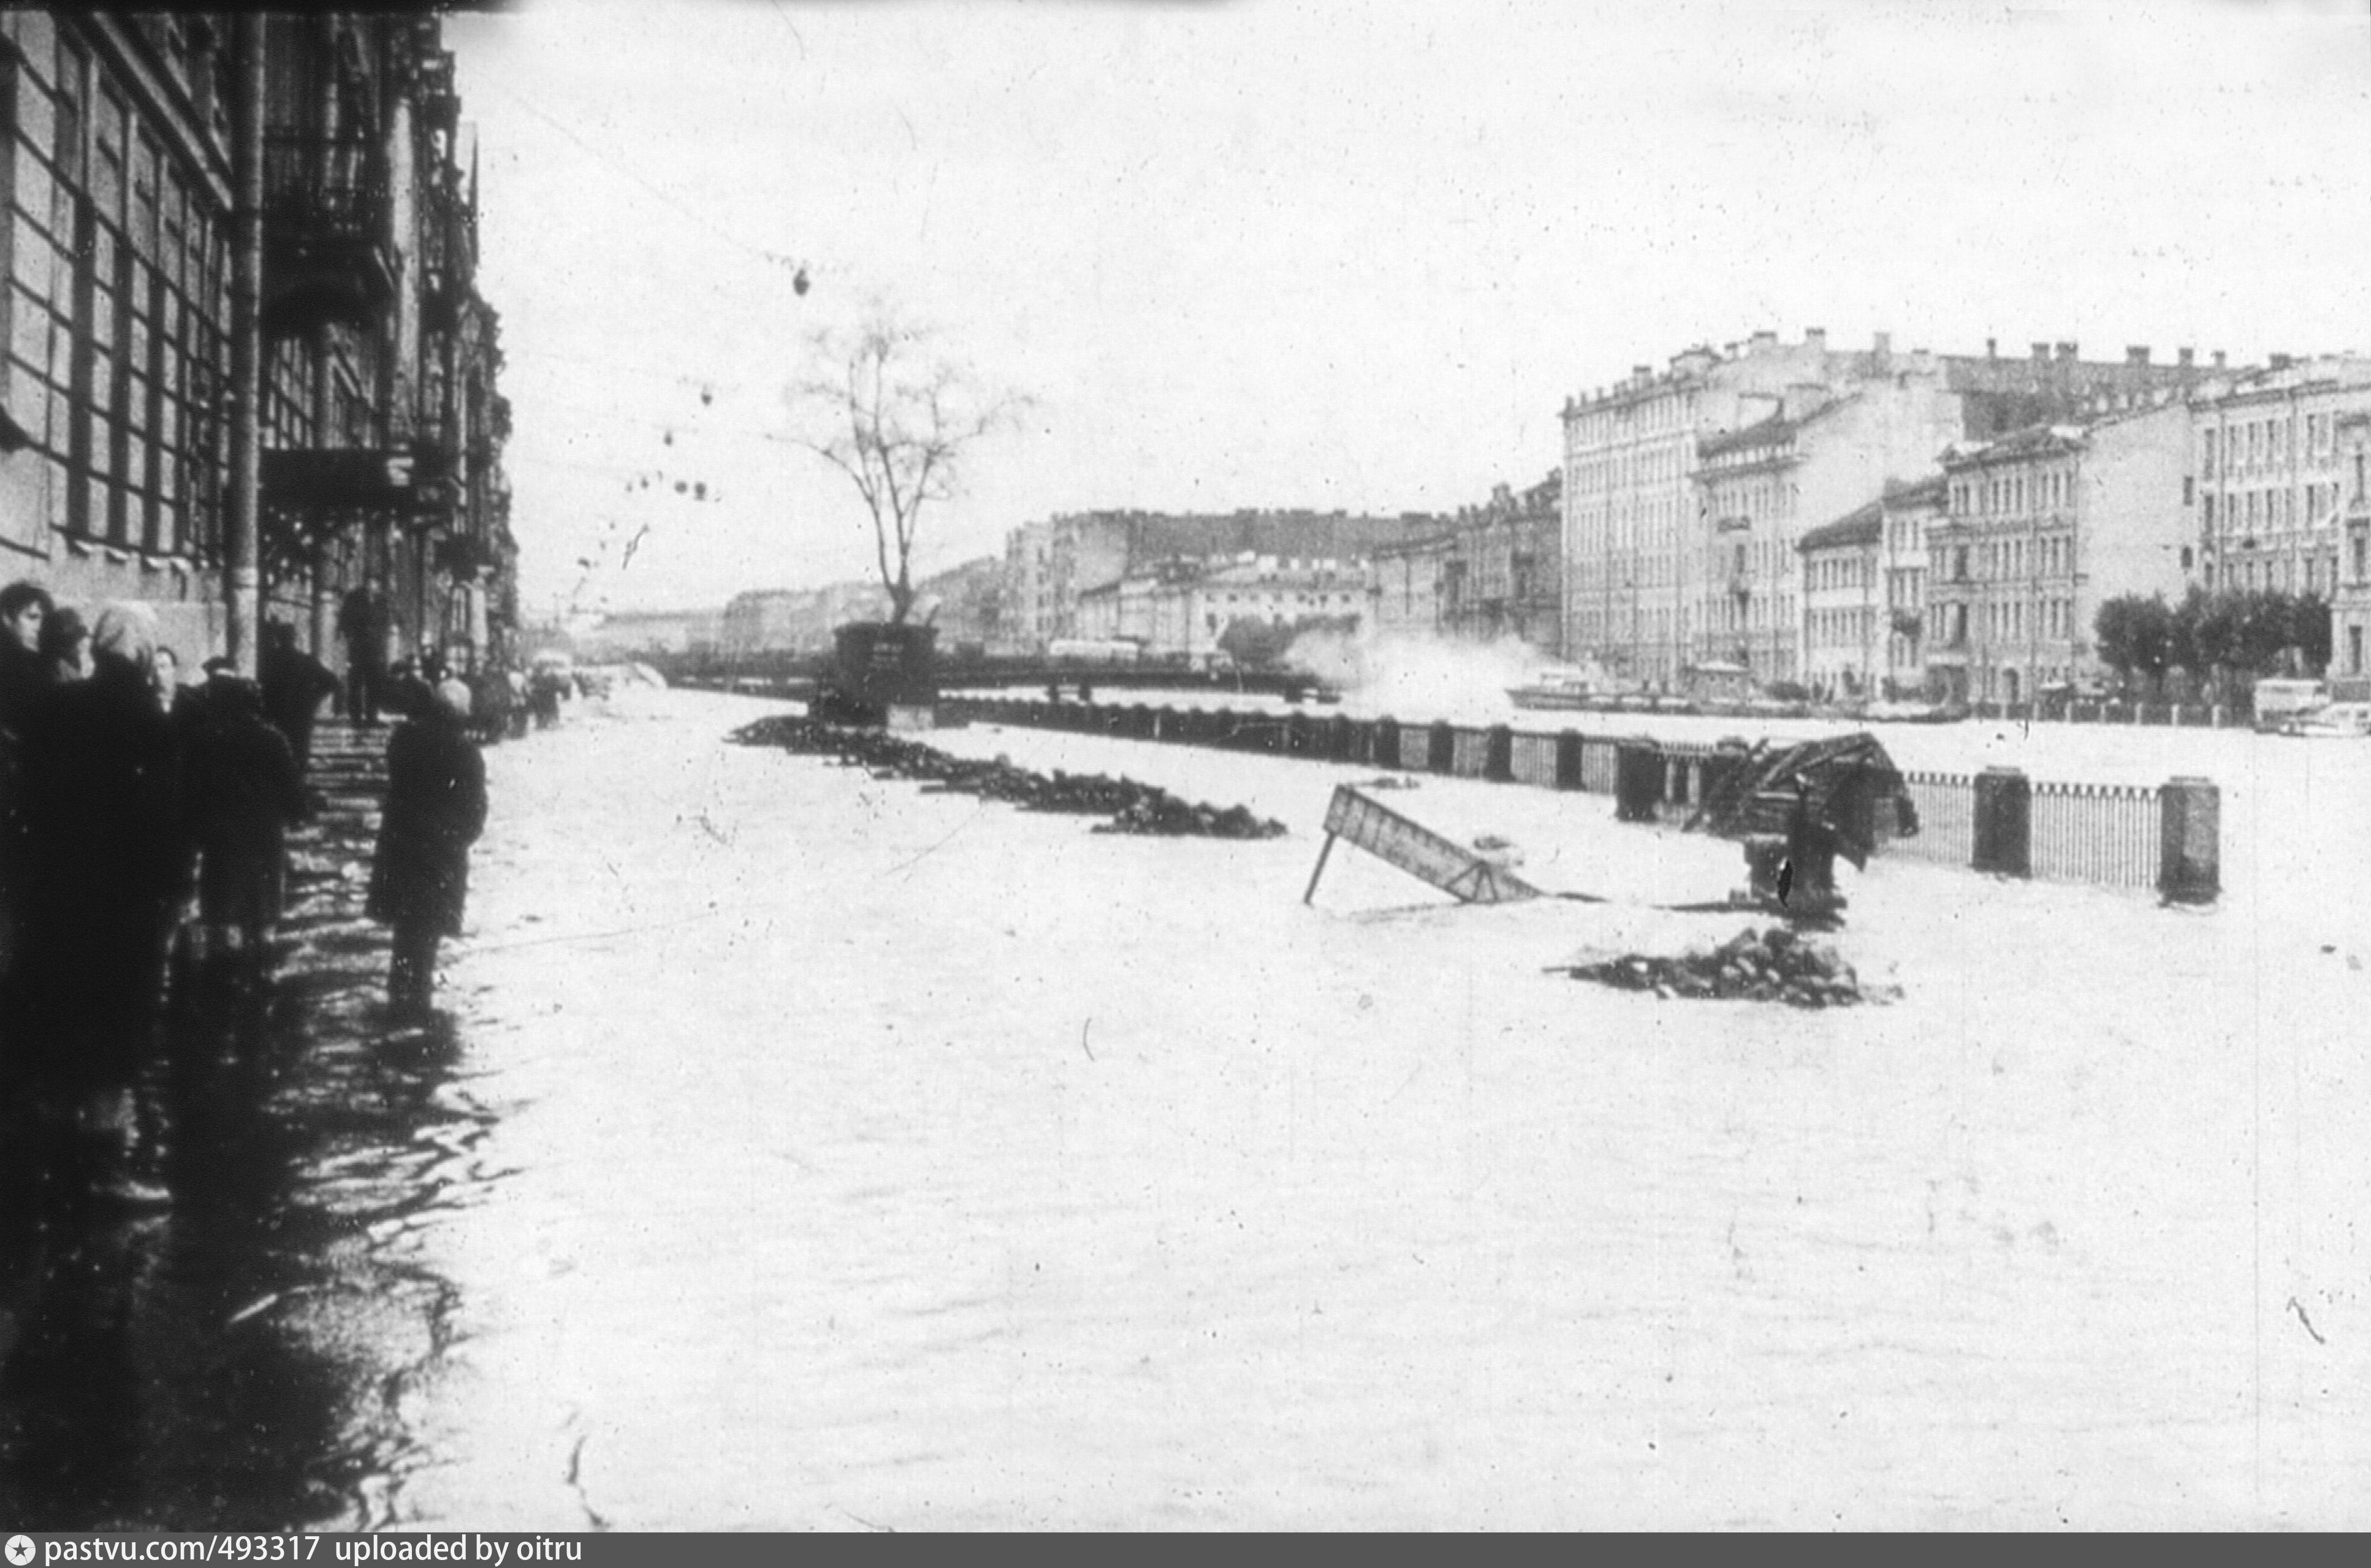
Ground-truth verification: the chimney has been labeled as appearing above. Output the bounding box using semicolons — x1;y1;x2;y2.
2178;347;2194;368
1749;329;1778;354
1632;364;1651;380
1805;326;1827;354
2213;350;2227;369
1985;338;1998;359
2270;352;2293;371
2126;345;2151;367
2056;341;2078;361
2032;342;2051;363
1872;330;1892;363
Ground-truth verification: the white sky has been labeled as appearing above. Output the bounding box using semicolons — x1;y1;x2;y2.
442;0;2371;618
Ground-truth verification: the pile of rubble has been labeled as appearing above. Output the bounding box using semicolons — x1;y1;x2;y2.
1559;926;1890;1009
729;715;1287;839
1095;796;1280;839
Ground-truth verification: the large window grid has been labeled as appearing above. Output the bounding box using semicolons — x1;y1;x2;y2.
1;27;227;564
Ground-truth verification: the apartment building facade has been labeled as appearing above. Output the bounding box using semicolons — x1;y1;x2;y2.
1000;508;1440;654
1796;498;1884;696
1876;475;1943;697
0;11;512;671
2333;412;2371;698
2189;356;2371;603
1561;329;2220;689
1927;400;2193;705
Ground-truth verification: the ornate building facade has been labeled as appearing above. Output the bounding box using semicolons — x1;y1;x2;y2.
0;11;512;673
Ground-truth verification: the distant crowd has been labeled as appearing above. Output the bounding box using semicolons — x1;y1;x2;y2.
0;577;537;1213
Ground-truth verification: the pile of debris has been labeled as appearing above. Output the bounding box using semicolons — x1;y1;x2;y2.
1097;797;1279;838
729;715;1287;839
1559;926;1890;1008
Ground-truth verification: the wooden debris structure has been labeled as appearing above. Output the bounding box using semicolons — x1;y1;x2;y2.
1304;785;1540;905
1680;731;1916;919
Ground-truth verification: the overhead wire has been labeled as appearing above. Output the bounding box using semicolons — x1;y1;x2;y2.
480;78;810;283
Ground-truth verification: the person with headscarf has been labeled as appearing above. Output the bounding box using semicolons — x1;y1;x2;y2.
365;677;487;1012
8;602;188;1206
185;667;309;997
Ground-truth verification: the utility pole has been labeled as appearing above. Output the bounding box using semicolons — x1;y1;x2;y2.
226;13;265;676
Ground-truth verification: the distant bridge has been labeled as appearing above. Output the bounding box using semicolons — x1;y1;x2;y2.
652;654;1340;704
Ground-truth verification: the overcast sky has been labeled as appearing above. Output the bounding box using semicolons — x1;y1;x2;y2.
443;0;2371;618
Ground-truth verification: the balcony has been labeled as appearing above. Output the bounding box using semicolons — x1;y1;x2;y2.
262;134;397;334
420;176;476;335
261;443;444;522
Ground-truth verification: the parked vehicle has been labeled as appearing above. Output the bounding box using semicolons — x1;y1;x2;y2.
2253;677;2329;733
2282;701;2371;739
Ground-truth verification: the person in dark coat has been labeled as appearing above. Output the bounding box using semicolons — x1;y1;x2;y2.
366;677;487;1012
186;671;309;995
259;619;340;777
337;585;387;728
9;603;187;1206
37;605;89;686
0;580;53;728
0;580;53;1029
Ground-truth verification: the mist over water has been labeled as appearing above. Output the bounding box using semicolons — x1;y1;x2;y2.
1286;631;1559;725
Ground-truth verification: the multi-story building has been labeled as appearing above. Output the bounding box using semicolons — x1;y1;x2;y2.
1927;398;2193;706
1797;499;1884;697
1366;530;1456;644
717;580;888;656
0;12;511;673
2188;355;2371;603
1000;508;1440;653
1691;371;1972;683
1447;471;1561;652
1561;329;2222;687
1876;475;1944;697
1354;470;1561;653
572;607;719;660
1075;552;1364;664
0;13;237;657
911;554;1006;652
2333;413;2371;699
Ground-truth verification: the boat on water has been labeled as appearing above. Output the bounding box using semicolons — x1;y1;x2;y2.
1504;666;1664;712
1857;699;1963;725
1505;671;1613;711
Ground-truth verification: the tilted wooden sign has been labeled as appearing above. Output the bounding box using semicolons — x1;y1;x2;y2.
1304;785;1540;905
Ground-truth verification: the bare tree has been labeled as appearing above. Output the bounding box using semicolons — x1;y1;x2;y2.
782;305;1022;625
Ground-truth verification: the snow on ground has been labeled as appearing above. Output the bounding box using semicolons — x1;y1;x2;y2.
394;685;2371;1529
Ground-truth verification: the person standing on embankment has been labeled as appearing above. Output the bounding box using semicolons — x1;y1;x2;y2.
366;678;487;1013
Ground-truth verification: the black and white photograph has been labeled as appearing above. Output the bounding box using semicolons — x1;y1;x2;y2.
1;0;2368;1533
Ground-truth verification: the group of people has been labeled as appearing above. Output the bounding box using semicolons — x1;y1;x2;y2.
0;579;490;1210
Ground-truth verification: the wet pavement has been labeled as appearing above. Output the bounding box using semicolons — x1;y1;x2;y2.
0;721;496;1532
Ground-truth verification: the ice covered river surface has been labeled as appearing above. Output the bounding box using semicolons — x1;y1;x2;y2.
379;685;2368;1529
